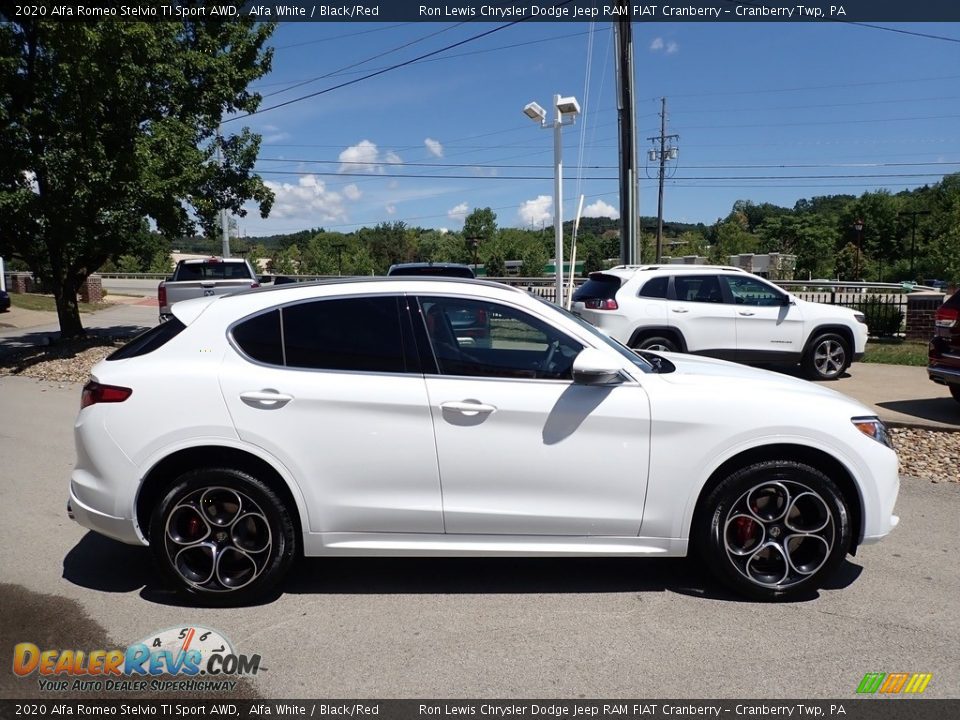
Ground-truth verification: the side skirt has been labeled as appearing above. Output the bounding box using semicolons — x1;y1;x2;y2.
302;532;688;557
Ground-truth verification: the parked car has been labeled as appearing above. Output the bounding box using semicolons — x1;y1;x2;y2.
928;290;960;404
572;265;868;380
69;277;899;604
158;257;259;321
0;288;10;312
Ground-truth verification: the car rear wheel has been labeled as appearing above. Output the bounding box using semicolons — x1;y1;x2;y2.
802;333;849;380
699;460;851;601
150;467;297;605
634;336;679;353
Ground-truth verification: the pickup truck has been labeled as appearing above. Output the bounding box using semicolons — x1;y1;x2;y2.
158;257;259;320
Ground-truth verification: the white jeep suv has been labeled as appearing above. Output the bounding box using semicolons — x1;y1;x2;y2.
572;265;868;380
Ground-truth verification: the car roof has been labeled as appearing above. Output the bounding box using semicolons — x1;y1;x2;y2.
606;264;748;274
172;276;530;326
178;256;248;264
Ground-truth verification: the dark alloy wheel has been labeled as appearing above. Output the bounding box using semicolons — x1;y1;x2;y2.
802;333;850;380
635;336;679;353
699;460;852;600
150;468;297;605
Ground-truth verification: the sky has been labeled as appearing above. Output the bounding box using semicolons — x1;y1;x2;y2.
226;18;960;238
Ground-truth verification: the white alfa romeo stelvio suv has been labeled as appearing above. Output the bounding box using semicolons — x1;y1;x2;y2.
68;277;899;604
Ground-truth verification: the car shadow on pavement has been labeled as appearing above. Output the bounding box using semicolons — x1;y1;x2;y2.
877;398;960;428
62;533;865;607
62;532;153;593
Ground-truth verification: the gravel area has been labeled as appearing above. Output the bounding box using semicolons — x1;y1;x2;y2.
2;338;958;483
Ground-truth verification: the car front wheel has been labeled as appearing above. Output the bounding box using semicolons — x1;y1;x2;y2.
950;385;960;404
699;460;852;600
150;467;297;605
802;333;850;380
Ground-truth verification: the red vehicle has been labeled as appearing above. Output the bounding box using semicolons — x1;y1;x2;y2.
929;291;960;404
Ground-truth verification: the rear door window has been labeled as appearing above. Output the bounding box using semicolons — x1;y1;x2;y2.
673;275;724;303
282;296;408;373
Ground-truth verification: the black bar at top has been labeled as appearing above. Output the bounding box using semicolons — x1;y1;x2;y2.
6;1;960;23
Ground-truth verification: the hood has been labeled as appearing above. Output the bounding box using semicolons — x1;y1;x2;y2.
656;351;868;407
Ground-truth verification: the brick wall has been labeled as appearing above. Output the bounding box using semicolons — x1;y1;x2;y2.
6;273;33;294
905;292;945;341
78;274;104;304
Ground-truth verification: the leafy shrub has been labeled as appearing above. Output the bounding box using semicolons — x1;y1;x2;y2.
852;299;903;337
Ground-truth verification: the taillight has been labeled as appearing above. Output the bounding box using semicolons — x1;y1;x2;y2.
81;381;133;409
935;306;958;328
158;283;167;308
584;298;619;310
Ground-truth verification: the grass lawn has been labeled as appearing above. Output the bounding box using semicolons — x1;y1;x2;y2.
9;293;109;314
863;338;929;366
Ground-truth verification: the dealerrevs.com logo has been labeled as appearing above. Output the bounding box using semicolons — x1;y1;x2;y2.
13;626;260;693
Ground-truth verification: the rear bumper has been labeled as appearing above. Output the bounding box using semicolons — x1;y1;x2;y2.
68;483;145;546
928;363;960;387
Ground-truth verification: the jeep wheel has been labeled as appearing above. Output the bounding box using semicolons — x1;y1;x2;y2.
802;333;849;380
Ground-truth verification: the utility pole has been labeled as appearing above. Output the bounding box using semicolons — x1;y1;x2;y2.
647;98;679;264
614;11;639;265
216;130;231;258
898;209;931;280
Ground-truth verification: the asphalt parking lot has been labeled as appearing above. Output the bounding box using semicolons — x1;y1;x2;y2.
1;374;958;700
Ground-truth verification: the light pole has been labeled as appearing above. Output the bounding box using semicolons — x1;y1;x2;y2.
524;94;580;305
853;218;864;281
332;243;345;276
468;237;480;271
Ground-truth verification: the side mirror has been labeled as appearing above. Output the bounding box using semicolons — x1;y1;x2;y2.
572;348;624;386
780;294;793;306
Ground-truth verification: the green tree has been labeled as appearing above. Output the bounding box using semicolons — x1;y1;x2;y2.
519;243;548;277
0;18;275;337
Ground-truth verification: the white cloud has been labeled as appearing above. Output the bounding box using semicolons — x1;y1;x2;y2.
424;138;443;158
582;200;620;220
264;175;347;222
338;140;382;174
650;37;678;54
518;195;553;226
338;140;402;174
342;183;362;201
385;204;397;215
448;202;469;222
264;132;291;144
439;228;449;235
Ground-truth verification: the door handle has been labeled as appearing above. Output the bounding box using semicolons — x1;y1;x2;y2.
671;307;689;314
240;390;293;408
738;311;756;316
440;401;497;416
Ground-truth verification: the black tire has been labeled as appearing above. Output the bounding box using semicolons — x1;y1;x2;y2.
697;460;852;601
634;335;679;353
950;386;960;404
802;333;850;380
149;467;297;606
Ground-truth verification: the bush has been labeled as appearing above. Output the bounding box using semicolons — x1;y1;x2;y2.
852;299;903;337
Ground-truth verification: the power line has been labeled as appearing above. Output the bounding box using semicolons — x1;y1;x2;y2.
225;3;575;124
254;169;954;181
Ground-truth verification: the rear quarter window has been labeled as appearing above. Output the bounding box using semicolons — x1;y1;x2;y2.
231;309;283;365
638;276;668;299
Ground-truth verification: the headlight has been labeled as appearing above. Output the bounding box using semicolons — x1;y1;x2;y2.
852;417;893;449
853;312;867;324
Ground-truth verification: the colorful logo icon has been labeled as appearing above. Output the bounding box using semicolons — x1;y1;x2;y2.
857;672;932;694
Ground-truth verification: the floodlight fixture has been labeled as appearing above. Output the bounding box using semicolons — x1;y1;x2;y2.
556;96;581;116
523;102;546;122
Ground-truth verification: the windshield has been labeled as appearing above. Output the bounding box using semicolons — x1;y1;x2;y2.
532;295;654;373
